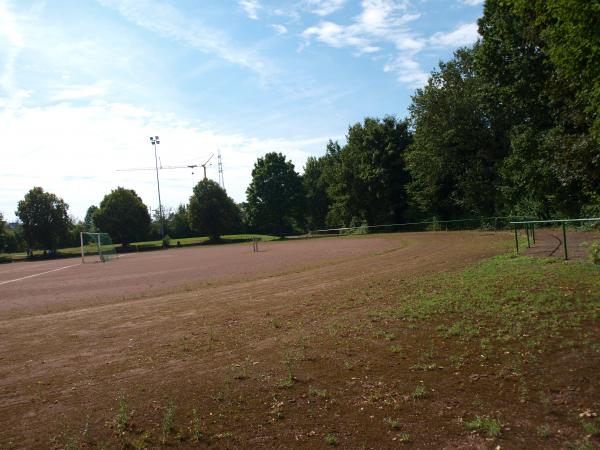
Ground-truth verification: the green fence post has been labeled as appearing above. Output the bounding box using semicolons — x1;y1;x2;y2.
532;223;535;244
526;224;530;248
562;223;568;260
514;225;519;254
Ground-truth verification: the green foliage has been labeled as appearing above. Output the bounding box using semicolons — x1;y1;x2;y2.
93;187;151;246
84;205;98;232
169;204;193;238
303;153;331;230
188;179;240;241
325;117;411;227
406;48;501;219
16;187;71;251
0;212;5;252
466;416;501;437
246;152;304;236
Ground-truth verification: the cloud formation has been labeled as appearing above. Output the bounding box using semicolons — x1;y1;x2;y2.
430;23;479;47
239;0;261;20
99;0;269;75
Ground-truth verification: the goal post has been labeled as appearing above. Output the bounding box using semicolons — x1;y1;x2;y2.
80;232;118;263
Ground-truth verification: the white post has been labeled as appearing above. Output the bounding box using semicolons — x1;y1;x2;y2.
80;232;85;264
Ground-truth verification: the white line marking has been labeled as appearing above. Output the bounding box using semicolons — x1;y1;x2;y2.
0;260;69;275
0;264;79;286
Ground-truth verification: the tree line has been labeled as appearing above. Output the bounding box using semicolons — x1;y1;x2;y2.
1;0;598;254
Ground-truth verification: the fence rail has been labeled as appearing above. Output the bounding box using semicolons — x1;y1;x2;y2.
304;216;536;237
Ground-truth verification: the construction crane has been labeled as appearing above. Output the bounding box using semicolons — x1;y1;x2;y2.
117;154;213;179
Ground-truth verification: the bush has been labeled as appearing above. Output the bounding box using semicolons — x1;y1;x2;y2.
162;234;171;248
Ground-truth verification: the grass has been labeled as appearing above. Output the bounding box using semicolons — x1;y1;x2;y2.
466;416;501;437
115;393;128;432
161;401;176;444
325;433;338;446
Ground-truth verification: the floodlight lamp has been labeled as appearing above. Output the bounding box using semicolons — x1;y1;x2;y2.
149;137;154;141
155;136;159;140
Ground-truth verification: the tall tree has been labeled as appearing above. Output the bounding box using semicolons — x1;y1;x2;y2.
326;117;412;226
303;155;330;230
93;187;151;245
406;48;501;218
188;180;240;241
246;152;304;236
16;187;71;252
169;204;193;239
84;205;98;232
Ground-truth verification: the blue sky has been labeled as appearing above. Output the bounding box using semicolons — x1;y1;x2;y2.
0;0;483;221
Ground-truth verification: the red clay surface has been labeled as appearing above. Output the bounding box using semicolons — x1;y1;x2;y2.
2;231;597;449
0;237;396;317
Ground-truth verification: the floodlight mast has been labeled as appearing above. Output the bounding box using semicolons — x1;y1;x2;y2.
149;136;164;240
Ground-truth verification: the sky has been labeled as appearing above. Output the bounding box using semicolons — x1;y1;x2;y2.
0;0;484;222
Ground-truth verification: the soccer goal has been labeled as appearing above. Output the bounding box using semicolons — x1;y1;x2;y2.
80;232;118;263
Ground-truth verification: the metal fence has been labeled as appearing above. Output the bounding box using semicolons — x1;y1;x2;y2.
510;217;600;260
304;216;536;237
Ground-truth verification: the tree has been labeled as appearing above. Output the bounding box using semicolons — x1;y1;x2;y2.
325;117;412;226
16;187;71;252
84;205;98;231
93;187;151;245
405;49;502;219
188;179;240;241
303;155;330;230
169;204;193;239
246;152;304;236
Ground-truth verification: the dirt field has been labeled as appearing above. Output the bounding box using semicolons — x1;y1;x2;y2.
0;231;597;449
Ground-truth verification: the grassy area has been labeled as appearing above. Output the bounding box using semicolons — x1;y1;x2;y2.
0;234;279;262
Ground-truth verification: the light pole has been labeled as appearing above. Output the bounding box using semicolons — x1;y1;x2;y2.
149;136;164;240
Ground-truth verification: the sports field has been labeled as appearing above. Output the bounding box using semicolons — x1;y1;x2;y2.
1;231;599;449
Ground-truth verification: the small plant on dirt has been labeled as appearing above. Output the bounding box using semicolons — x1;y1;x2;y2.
115;392;129;432
466;416;501;437
411;385;427;400
278;352;295;388
64;437;78;450
375;330;396;340
398;432;411;442
161;401;176;444
384;417;401;429
191;408;204;442
325;433;338;446
389;344;402;354
271;318;281;329
309;387;329;399
582;420;599;436
536;425;551;438
344;360;354;370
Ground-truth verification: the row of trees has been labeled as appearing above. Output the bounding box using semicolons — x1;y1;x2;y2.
2;0;597;252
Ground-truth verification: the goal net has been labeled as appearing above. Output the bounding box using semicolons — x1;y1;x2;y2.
80;232;118;263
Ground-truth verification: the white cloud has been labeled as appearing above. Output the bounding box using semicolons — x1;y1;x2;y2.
239;0;261;20
0;101;327;221
51;82;110;101
99;0;269;76
0;0;26;107
430;23;479;47
270;24;288;35
305;0;347;16
383;55;428;86
302;0;428;86
461;0;483;5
